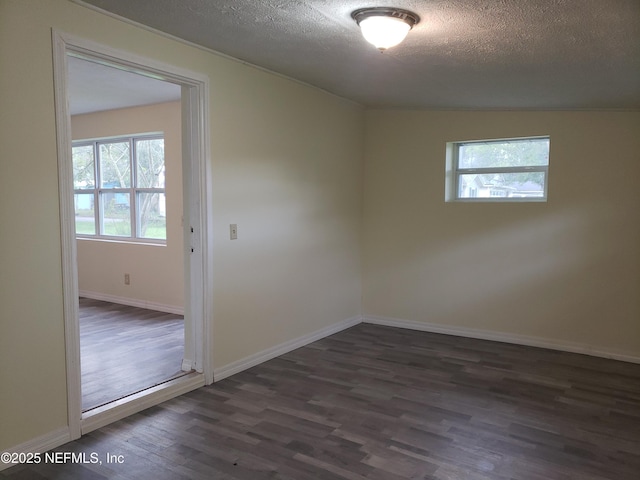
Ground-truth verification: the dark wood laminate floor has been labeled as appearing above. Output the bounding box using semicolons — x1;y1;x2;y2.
4;323;640;479
80;298;186;411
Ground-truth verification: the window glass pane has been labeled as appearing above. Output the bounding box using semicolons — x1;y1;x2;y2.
72;145;95;189
138;192;167;240
136;138;165;188
99;142;131;188
459;138;549;169
100;192;131;236
74;193;95;235
458;172;546;199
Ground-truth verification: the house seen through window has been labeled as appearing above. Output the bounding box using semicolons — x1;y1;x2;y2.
72;134;167;242
448;136;550;202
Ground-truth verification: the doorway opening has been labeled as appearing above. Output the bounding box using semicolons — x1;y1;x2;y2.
66;57;188;412
53;31;212;438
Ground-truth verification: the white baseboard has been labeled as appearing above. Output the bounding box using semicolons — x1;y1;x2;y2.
364;315;640;364
213;315;363;381
79;290;184;315
0;427;70;471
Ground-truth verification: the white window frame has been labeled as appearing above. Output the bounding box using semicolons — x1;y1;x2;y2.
72;133;167;243
446;136;550;203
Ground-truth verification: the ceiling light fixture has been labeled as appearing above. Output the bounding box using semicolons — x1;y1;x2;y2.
351;7;420;51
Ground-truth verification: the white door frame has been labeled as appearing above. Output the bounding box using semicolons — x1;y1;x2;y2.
52;30;213;439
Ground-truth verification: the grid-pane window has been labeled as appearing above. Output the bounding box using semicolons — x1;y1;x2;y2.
449;137;550;202
99;142;131;188
72;134;166;242
101;191;132;237
72;145;94;189
74;193;95;235
137;192;166;240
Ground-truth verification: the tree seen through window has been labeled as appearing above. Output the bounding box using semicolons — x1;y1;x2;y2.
72;135;166;241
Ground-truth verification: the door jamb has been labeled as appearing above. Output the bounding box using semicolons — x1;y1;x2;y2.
52;30;213;440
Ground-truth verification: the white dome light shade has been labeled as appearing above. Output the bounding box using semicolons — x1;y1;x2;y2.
352;8;420;51
359;16;411;50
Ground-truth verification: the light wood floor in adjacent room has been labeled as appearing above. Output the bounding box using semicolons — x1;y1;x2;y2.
79;297;186;411
3;323;640;479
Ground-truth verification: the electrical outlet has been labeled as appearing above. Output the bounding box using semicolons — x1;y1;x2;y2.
124;273;130;285
230;224;238;240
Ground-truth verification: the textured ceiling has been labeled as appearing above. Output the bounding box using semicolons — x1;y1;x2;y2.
75;0;640;109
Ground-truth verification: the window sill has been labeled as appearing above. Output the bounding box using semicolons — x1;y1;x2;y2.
448;197;547;203
76;236;166;247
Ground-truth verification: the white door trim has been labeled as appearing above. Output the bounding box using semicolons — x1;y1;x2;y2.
52;30;213;440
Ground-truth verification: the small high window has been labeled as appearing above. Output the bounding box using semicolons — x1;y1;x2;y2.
446;136;550;202
72;134;167;242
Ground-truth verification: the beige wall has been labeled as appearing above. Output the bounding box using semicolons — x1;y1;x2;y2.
72;102;184;310
0;0;363;451
363;110;640;357
210;67;364;366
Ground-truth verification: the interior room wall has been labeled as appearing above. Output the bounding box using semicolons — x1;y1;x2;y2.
362;110;640;358
0;0;363;452
210;68;364;370
71;101;184;312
